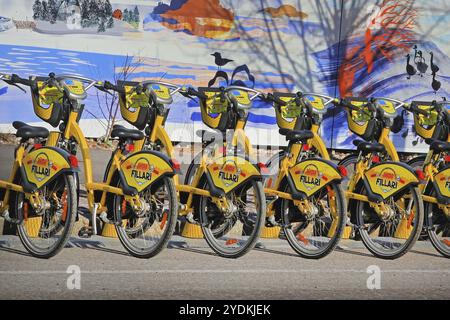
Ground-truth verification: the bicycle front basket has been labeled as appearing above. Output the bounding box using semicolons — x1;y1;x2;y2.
198;87;233;131
30;76;64;127
118;80;153;130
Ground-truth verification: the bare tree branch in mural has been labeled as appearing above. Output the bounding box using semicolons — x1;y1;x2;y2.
217;0;377;93
88;54;144;143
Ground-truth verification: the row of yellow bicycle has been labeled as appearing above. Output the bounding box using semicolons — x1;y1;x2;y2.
0;72;448;260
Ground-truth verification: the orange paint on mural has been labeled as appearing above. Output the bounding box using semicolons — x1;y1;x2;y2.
338;0;418;97
262;4;308;19
160;0;234;39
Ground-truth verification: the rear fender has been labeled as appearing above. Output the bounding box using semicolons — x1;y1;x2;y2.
363;162;419;200
119;150;176;195
432;166;450;204
21;146;77;192
206;155;261;195
288;158;343;198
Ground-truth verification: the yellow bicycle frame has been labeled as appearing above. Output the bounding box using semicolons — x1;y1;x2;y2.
142;113;256;215
264;123;332;215
47;111;138;214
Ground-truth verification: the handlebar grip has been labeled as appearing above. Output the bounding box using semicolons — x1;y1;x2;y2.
267;93;287;106
411;104;429;116
104;81;124;94
187;87;208;100
11;74;32;87
340;99;358;111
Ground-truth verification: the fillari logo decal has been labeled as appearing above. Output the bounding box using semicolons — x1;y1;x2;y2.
374;168;402;193
130;158;154;186
218;160;241;187
298;164;322;190
31;153;53;182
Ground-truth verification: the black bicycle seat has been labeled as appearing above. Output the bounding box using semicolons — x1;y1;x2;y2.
13;121;49;139
111;125;144;141
353;140;385;153
279;128;314;143
429;140;450;152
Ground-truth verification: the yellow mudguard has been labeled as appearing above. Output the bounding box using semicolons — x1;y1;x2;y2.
433;167;450;199
364;162;419;199
289;159;342;197
206;155;261;194
120;151;174;193
22;147;73;189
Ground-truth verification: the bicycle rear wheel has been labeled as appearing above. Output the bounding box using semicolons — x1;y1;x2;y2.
355;185;424;259
111;176;177;258
13;174;76;259
425;189;450;258
198;179;265;258
280;181;346;258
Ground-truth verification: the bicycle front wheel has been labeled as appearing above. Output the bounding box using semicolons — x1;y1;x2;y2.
198;179;266;258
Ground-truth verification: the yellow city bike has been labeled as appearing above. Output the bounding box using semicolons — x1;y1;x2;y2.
15;72;179;259
261;91;347;259
0;73;77;258
402;99;450;258
336;97;424;259
104;80;267;258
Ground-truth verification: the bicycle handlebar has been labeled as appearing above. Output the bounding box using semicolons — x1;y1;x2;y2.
263;93;287;106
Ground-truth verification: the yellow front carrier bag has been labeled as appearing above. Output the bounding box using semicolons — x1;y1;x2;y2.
118;80;153;130
411;101;448;140
273;92;306;130
344;97;380;141
30;76;64;127
198;87;234;131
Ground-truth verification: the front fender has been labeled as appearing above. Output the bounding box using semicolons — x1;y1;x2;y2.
120;150;176;194
21;146;77;192
206;155;261;195
363;162;419;200
288;158;343;198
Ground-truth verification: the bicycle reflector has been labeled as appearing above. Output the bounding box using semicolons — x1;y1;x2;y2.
125;143;135;153
68;155;79;168
171;159;181;171
257;162;269;175
415;169;425;181
338;165;347;177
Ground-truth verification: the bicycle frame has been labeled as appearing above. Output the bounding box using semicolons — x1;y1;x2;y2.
43;75;176;230
136;84;262;216
406;102;450;209
344;97;405;203
0;74;78;219
263;92;341;222
0;145;31;214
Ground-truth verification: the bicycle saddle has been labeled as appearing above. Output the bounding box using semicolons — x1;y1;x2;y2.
353;140;385;153
13;121;49;139
279;128;314;143
427;139;450;152
111;125;145;141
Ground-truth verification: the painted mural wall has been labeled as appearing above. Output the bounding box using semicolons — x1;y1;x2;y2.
0;0;449;151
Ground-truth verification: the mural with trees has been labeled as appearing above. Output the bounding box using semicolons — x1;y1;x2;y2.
0;0;449;152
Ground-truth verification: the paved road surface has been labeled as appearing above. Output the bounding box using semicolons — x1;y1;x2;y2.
0;236;449;299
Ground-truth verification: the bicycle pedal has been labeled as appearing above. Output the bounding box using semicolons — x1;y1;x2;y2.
78;226;93;238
